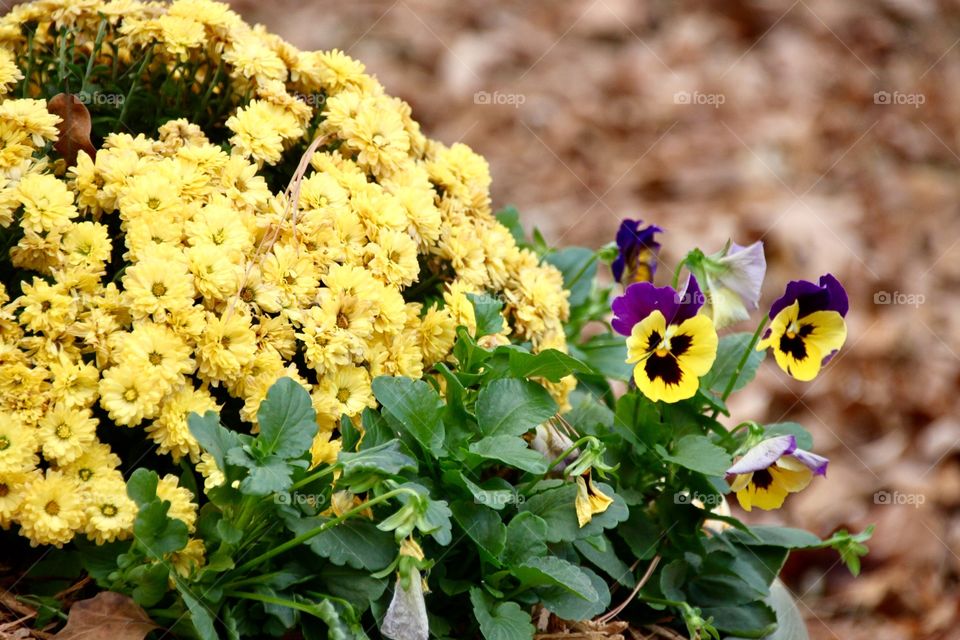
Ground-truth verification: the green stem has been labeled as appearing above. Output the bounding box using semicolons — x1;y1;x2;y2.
289;465;335;492
546;436;594;475
81;18;108;92
21;28;35;98
709;316;768;420
226;591;321;617
118;47;153;127
671;258;687;289
224;570;287;590
232;487;416;574
193;58;223;124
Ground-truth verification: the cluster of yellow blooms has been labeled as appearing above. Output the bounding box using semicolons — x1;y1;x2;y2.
0;0;573;550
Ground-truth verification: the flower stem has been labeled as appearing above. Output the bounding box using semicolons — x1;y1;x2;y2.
225;591;320;617
232;487;416;574
289;465;335;492
709;316;768;420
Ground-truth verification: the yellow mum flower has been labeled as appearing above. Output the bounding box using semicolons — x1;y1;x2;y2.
83;473;137;544
99;364;166;426
38;404;98;465
155;474;197;532
16;173;78;233
63;442;121;487
18;470;85;547
118;321;195;385
145;383;219;462
122;257;195;322
0;48;23;95
418;304;457;367
17;277;75;335
0;470;40;528
61;221;112;272
169;537;206;578
0;99;60;146
343;100;411;176
196;311;257;383
0;413;38;473
196;452;225;493
311;364;374;421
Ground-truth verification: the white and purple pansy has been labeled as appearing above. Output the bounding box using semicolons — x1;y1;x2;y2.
726;434;829;512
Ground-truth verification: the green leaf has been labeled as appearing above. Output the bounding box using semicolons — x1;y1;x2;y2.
701;333;765;397
126;468;159;507
452;503;507;561
702;600;777;638
179;587;218;640
723;526;822;549
574;536;636;587
519;483;628;543
256;377;317;459
501;347;592;382
469;588;535;640
544;247;596;308
133;500;188;559
316;566;389;611
287;515;396;571
130;562;169;607
460;474;520;512
188;410;243;473
656;435;732;477
571;334;632;382
468;435;548;474
340;440;417;478
764;422;813;450
495;206;525;244
227;450;294;496
501;512;549;567
537;566;609;621
467;292;505;337
476;379;557;438
514;556;597;600
372;377;445;456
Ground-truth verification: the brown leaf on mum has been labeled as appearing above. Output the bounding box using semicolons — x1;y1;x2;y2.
47;93;96;167
53;592;159;640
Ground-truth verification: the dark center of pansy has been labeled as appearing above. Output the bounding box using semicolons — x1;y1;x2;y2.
752;469;774;490
670;333;693;357
779;324;814;360
644;352;683;386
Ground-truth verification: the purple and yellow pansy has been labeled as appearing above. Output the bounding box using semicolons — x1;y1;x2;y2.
612;276;718;403
611;219;662;286
757;275;848;381
726;435;828;511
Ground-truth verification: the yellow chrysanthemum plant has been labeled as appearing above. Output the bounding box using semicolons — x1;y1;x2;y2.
0;3;870;639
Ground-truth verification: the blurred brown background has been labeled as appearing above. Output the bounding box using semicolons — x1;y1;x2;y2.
232;1;956;637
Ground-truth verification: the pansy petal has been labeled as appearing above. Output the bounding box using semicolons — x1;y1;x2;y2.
819;274;849;317
673;274;705;323
771;465;813;493
673;314;719;378
611;282;679;335
625;310;666;363
727;435;797;475
788;449;829;476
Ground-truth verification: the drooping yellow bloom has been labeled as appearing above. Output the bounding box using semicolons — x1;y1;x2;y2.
575;475;614;528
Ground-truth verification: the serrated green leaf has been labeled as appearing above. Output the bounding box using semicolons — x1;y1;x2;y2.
286;515;396;571
452;503;507;561
188;411;243;474
469;588;535;640
476;379;557;438
468;435;548;474
256;377;318;459
228;451;293;496
467;292;505;337
519;483;628;543
514;556;597;600
701;332;765;397
372;377;445;456
501;512;549;567
657;435;732;477
133;500;188;559
126;468;159;507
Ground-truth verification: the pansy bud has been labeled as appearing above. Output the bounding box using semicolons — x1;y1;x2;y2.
382;569;429;640
690;241;766;329
611;219;662;286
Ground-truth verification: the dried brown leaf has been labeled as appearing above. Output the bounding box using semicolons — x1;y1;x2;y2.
47;93;96;167
53;592;158;640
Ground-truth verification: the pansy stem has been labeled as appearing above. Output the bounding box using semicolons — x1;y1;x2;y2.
710;316;768;420
232;487;416;575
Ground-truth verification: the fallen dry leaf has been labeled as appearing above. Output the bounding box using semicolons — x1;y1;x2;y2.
46;93;96;167
53;592;158;640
